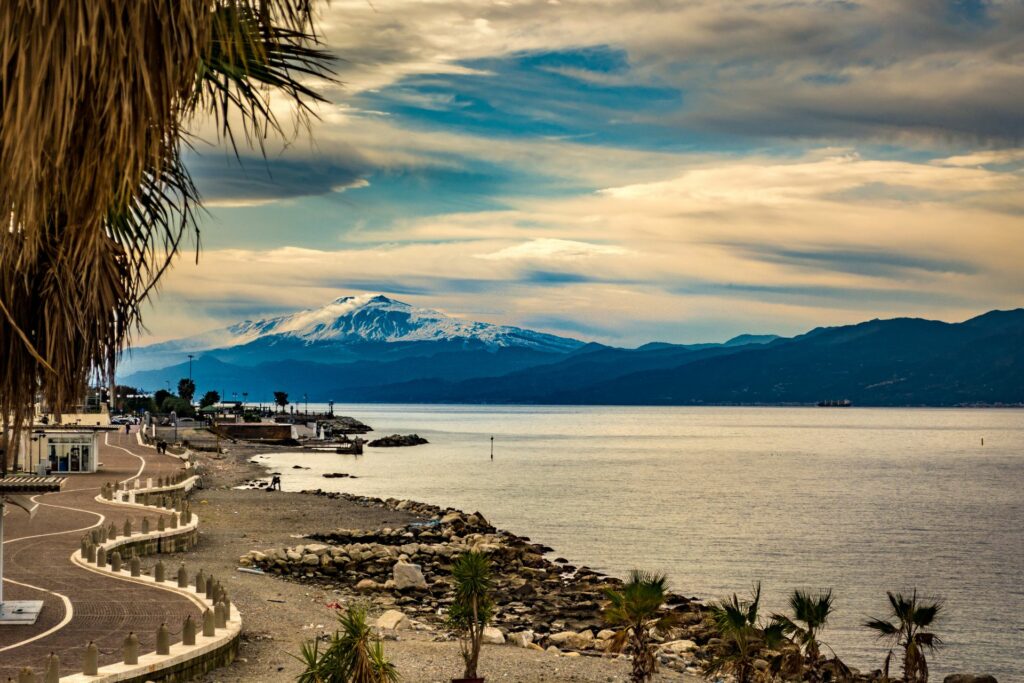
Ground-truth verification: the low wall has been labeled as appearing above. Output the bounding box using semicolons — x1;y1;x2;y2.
58;466;242;682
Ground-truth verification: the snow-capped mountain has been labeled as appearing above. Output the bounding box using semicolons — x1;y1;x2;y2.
120;295;583;375
223;294;582;350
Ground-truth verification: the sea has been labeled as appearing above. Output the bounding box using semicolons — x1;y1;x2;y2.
253;404;1024;680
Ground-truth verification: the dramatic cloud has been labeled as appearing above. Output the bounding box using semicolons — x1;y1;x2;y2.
142;1;1024;347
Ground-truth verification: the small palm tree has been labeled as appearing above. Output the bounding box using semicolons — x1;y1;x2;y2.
447;551;494;681
864;590;941;683
602;570;679;683
772;589;834;666
705;582;767;683
294;605;399;683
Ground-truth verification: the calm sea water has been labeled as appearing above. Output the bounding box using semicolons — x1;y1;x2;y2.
256;405;1024;679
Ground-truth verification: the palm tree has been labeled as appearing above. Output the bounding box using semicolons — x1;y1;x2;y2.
602;570;679;683
0;1;332;473
865;590;942;683
705;582;767;683
294;605;399;683
447;551;494;681
772;589;834;666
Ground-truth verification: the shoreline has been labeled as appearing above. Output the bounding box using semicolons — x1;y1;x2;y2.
175;440;703;682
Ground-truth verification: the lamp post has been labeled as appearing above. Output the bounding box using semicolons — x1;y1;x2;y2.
187;354;194;381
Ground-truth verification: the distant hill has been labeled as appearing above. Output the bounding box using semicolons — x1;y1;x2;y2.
121;298;1024;406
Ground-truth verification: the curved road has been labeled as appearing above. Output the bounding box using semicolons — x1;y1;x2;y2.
0;429;202;679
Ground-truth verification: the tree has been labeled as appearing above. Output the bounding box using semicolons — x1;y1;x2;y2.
154;389;173;409
199;390;221;408
161;396;195;418
274;391;290;413
865;590;942;683
772;589;833;666
602;570;679;683
770;589;851;681
293;605;398;683
177;378;196;403
0;2;332;473
705;583;768;683
447;551;494;680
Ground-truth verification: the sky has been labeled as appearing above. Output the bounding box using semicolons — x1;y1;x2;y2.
146;0;1024;347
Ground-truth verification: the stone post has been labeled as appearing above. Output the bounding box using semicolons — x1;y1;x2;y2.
123;632;139;665
130;556;141;577
83;642;99;675
108;521;117;539
202;608;215;637
110;551;122;572
205;575;216;600
43;653;58;683
156;623;170;655
182;614;196;645
141;518;150;534
169;512;178;529
123;519;132;537
177;563;188;588
157;516;165;532
85;543;96;563
152;559;163;582
223;595;232;620
95;545;107;567
80;537;90;557
195;569;206;594
215;601;227;628
17;666;34;683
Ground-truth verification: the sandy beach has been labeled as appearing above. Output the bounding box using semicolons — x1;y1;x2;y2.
156;443;701;683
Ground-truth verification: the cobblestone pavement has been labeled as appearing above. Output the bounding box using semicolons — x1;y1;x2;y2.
0;429;205;679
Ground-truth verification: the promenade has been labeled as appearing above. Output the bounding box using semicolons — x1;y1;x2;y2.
0;428;202;679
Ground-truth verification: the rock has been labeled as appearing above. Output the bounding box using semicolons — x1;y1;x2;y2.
375;610;408;630
753;659;769;672
392;561;428;590
482;626;505;644
596;629;616;641
509;631;535;648
356;579;381;592
659;639;697;655
944;676;998;683
368;434;429;448
546;646;560;654
547;630;593;649
301;554;320;566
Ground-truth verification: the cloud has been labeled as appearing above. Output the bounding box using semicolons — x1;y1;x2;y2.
478;239;631;261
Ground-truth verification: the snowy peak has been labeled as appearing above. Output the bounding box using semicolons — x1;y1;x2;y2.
222;295;583;352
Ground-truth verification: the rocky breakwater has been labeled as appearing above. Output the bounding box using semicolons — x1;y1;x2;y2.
238;492;714;676
367;434;429;447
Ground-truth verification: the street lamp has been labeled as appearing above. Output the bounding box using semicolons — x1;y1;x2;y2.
187;354;194;381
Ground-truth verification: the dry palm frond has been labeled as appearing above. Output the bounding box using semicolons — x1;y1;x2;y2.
0;0;333;472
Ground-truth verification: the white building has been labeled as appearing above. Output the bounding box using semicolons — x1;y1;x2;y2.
19;427;105;474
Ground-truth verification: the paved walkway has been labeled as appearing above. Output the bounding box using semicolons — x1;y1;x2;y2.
0;429;203;679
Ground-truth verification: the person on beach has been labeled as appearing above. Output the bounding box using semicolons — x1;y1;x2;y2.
269;474;282;491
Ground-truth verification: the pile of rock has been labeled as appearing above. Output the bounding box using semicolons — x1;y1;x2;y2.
367;434;429;447
238;500;714;676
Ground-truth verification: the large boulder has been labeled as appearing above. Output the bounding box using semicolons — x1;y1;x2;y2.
509;631;535;648
482;626;505;644
659;639;697;655
392;561;428;590
944;676;998;683
547;630;593;649
375;609;408;630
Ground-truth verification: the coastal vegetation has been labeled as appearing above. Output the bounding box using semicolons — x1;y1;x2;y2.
865;590;942;683
294;604;399;683
276;391;291;412
601;570;679;683
447;551;495;681
705;582;769;683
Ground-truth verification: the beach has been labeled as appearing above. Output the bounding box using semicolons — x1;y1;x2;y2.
167;444;700;683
